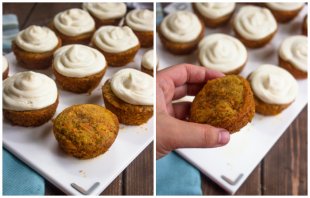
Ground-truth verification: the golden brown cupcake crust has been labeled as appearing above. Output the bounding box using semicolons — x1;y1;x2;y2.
278;55;307;79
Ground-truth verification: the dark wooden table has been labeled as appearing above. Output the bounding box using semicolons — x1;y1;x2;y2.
3;3;153;195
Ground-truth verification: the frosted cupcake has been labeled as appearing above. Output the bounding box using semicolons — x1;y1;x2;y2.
141;49;157;76
12;25;61;69
265;3;304;23
53;44;107;93
3;56;9;80
3;71;58;126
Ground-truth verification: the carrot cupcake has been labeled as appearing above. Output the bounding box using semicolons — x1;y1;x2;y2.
102;68;153;125
302;15;307;36
3;71;58;127
198;33;247;74
83;2;127;28
52;44;107;93
279;35;307;79
3;56;9;80
12;25;61;69
233;5;277;48
158;11;204;55
248;64;298;115
125;9;154;48
192;2;235;28
265;3;304;23
92;26;140;67
51;8;95;45
141;49;157;76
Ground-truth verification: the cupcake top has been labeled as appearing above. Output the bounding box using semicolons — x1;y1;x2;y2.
266;3;304;11
194;3;235;19
125;9;154;32
233;6;277;40
53;8;95;37
249;64;298;105
279;35;307;72
53;44;106;78
160;11;202;43
15;25;58;53
83;2;127;20
142;49;157;70
92;26;139;53
3;71;58;111
111;68;153;105
3;56;8;73
198;33;247;73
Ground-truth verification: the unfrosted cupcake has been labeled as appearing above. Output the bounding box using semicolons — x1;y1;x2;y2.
158;11;204;55
192;3;235;28
3;56;9;80
3;71;58;126
125;9;154;48
302;15;307;36
52;44;107;93
51;8;95;45
279;35;307;79
248;64;298;115
83;3;127;28
233;6;277;48
265;3;304;23
92;26;140;67
12;25;61;69
141;49;157;76
198;33;247;74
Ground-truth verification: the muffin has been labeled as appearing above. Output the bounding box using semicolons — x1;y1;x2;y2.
102;68;153;125
192;2;235;28
53;104;119;159
158;11;205;55
12;25;61;69
50;8;95;45
198;33;247;74
190;75;255;133
3;71;58;127
233;6;277;48
52;44;107;93
125;9;154;48
248;65;298;115
302;15;307;36
141;49;157;76
278;35;307;79
265;3;304;23
92;26;140;67
3;56;9;80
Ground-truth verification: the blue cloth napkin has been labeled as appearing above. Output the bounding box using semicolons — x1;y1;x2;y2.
156;152;202;195
3;14;19;54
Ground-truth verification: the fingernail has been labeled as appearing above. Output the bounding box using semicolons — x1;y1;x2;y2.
218;130;230;145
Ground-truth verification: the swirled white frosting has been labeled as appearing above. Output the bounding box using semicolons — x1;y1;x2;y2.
92;26;139;53
53;8;95;37
53;44;106;78
3;56;8;73
194;3;235;19
160;11;202;43
15;25;58;53
198;34;247;73
125;9;154;32
233;6;277;40
83;3;126;20
142;49;157;70
111;68;153;105
279;35;307;72
266;3;304;11
249;64;298;105
3;71;58;111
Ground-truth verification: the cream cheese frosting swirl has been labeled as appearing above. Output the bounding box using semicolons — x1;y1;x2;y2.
92;26;139;53
234;6;277;40
279;35;307;72
83;3;126;20
249;64;298;105
198;34;247;73
111;68;153;105
266;3;304;11
53;44;106;78
194;3;235;19
160;11;202;43
125;9;154;32
3;56;8;73
15;25;58;53
3;71;58;111
53;8;95;37
142;49;157;70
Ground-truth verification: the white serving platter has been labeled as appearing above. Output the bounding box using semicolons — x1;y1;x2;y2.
3;49;154;195
157;3;308;195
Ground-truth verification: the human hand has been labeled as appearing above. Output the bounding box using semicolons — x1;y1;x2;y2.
156;64;230;159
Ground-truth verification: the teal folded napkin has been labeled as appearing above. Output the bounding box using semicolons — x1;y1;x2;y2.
3;14;19;53
156;152;202;195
